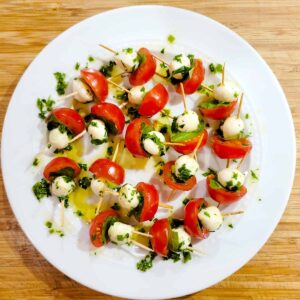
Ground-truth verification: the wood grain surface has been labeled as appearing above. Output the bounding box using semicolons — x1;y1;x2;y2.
0;0;299;299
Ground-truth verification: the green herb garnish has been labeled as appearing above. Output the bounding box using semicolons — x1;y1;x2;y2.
54;72;68;95
78;177;92;189
36;97;55;119
100;60;116;77
167;34;176;44
209;63;223;74
137;252;157;272
32;179;50;200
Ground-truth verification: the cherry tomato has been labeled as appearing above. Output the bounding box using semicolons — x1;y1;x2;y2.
138;83;169;117
125;117;152;158
89;158;125;185
172;129;208;155
91;102;125;135
150;218;170;256
162;161;196;191
81;68;108;102
89;209;119;247
184;198;210;239
212;134;252;159
51;108;85;135
175;60;205;95
136;182;159;222
199;100;237;120
206;174;247;204
129;48;156;86
43;157;80;181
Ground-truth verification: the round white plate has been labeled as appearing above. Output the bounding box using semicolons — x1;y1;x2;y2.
1;5;296;299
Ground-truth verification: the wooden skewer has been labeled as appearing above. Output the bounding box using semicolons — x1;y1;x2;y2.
226;159;230;168
112;139;121;163
95;196;103;215
201;84;213;92
118;102;128;109
237;155;246;170
222;210;244;217
104;190;119;196
110;71;128;79
99;44;117;54
187;246;205;255
133;230;152;238
158;203;174;209
107;78;131;94
221;62;226;86
57;91;78;101
167;189;177;202
164;142;185;146
131;240;154;252
68;129;86;144
237;93;244;119
180;82;187;112
191;132;204;157
152;54;170;67
60;202;65;227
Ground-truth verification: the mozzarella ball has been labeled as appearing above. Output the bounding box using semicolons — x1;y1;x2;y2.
214;84;236;102
115;48;139;72
108;222;134;245
51;176;76;197
49;128;70;149
88;119;108;141
142;131;166;156
72;78;93;103
174;155;199;181
171;226;191;251
176;110;200;132
119;184;140;210
198;206;223;231
90;178;106;196
170;54;191;80
128;86;147;105
217;168;245;190
222;117;244;139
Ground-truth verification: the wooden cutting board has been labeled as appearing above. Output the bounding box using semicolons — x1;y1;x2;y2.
0;1;299;299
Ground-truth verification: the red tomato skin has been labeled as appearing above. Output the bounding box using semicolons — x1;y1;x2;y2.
136;182;159;222
175;60;205;95
212;134;252;159
206;175;247;204
138;83;169;117
199;100;237;120
89;158;125;185
129;48;156;86
91;102;125;134
150;218;170;256
125;117;152;158
184;198;210;239
89;209;119;247
80;68;108;102
162;161;196;191
43;157;80;181
51;108;85;135
172;129;208;155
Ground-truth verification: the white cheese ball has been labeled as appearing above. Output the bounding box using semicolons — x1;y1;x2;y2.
222;117;244;139
108;222;134;245
119;183;140;210
51;176;76;197
198;206;223;231
142;131;166;156
49;128;70;150
88;119;108;141
170;54;191;80
90;178;106;196
128;86;147;105
214;84;236;102
174;155;199;180
115;48;139;72
72;78;93;103
176;110;200;132
172;226;191;251
217;168;245;190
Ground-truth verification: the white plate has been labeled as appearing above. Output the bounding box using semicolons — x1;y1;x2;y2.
1;5;296;299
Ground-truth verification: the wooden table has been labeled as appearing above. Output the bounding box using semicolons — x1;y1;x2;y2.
0;1;299;299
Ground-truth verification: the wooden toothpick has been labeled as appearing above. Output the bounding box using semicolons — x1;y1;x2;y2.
180;82;187;112
237;93;244;119
222;210;244;217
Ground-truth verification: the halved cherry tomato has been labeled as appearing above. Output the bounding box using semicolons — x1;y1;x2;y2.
89;158;125;185
51;108;85;135
138;83;169;117
81;68;108;102
184;198;210;239
89;209;119;247
175;60;205;95
162;161;196;191
43;157;80;181
199;100;237;120
91;102;125;135
129;48;156;86
207;174;247;204
212;134;252;159
136;182;159;222
125;117;152;158
150;218;170;256
172;129;208;155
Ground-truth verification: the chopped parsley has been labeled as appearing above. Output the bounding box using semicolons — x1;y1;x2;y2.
202;168;217;177
91;138;108;145
45;221;64;237
228;223;234;229
32;157;39;167
58;195;69;208
182;198;190;205
245;113;250;119
32;179;50;200
36;97;55;119
199;98;231;110
250;169;259;181
78;163;87;171
209;63;223;74
78;177;92;189
75;62;80;70
88;55;95;62
136;252;157;272
100;60;116;77
167;34;176;44
75;210;84;217
53;72;68;95
53;144;72;154
176;164;192;181
182;250;192;263
111;202;120;211
160;48;165;54
117;233;129;241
